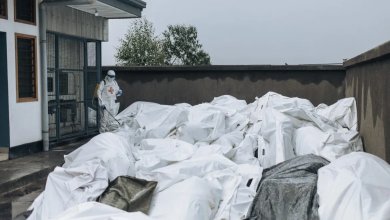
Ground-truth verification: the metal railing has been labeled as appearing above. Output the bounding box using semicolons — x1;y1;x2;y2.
47;32;101;142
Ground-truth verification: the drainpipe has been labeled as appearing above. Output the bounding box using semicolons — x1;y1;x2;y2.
39;0;97;151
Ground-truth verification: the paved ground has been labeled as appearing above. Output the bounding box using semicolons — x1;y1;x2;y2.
0;152;8;162
0;138;92;220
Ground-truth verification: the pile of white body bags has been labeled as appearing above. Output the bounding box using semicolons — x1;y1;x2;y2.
26;92;390;220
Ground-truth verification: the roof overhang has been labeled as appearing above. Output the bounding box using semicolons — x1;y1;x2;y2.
68;0;146;19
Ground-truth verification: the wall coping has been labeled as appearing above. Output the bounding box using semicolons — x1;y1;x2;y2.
103;65;345;72
344;40;390;67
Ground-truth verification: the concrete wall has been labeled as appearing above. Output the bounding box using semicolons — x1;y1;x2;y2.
1;0;108;159
344;40;390;163
102;65;346;113
0;0;42;148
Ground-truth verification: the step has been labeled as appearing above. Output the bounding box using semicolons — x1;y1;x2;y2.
0;138;91;196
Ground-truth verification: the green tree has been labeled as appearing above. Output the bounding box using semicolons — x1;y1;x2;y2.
162;25;211;65
115;18;164;66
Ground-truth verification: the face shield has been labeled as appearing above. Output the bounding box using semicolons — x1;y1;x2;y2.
107;75;115;82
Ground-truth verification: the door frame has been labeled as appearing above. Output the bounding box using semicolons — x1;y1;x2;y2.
0;32;10;159
47;32;101;142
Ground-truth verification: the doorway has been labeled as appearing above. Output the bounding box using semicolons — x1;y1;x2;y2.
46;32;101;142
0;32;10;161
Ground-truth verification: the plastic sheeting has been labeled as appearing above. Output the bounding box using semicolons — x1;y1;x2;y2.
28;160;109;220
210;95;248;111
203;164;263;220
240;92;286;123
28;92;368;219
213;131;261;165
134;139;198;172
63;133;137;181
192;144;236;159
137;154;263;220
314;97;358;130
176;108;226;144
260;108;296;165
293;126;363;161
317;152;390;220
98;176;157;214
148;176;222;220
113;102;188;146
28;133;138;220
136;154;237;193
246;154;329;220
88;107;97;127
107;92;362;168
53;202;155;220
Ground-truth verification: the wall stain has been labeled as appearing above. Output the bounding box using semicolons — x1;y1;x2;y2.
345;56;390;162
114;69;345;113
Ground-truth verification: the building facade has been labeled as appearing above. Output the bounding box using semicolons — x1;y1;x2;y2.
0;0;146;160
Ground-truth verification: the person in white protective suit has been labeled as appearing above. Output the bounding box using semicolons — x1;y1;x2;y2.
97;70;122;133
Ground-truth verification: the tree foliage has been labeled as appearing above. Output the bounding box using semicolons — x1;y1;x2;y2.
115;18;164;66
115;19;211;66
162;25;211;65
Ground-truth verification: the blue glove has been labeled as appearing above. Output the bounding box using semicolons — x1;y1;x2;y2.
118;90;122;95
101;104;106;109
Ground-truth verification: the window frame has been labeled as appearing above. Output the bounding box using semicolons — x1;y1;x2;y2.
14;0;36;25
15;33;38;103
0;0;7;20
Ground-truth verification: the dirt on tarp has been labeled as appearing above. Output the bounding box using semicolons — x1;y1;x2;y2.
246;154;329;220
98;176;157;214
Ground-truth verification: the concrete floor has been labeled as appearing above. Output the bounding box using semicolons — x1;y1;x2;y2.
8;187;43;219
0;138;92;220
0;153;8;162
12;190;42;217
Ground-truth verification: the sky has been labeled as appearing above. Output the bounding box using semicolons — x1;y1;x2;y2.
102;0;390;66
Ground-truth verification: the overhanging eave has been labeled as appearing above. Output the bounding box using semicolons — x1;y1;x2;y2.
67;0;146;19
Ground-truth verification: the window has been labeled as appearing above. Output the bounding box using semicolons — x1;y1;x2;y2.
0;0;7;19
14;0;36;25
15;33;38;102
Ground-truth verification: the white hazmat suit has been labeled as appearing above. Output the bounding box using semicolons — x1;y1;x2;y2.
97;70;122;133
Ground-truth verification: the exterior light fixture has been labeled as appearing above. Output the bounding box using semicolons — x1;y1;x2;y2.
94;9;99;16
